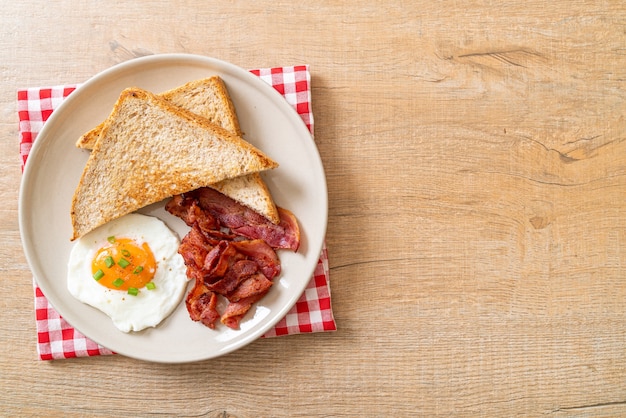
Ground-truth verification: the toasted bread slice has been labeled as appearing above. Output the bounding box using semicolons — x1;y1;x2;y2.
76;76;280;225
70;87;278;240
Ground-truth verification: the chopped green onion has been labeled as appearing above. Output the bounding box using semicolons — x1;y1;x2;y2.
146;282;156;290
104;256;114;268
121;249;131;257
127;287;139;296
133;266;144;274
93;269;104;281
107;236;116;243
112;278;124;288
118;258;130;268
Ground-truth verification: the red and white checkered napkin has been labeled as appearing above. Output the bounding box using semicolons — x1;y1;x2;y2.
18;65;336;360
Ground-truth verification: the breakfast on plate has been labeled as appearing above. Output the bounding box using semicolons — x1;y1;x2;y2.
68;76;300;333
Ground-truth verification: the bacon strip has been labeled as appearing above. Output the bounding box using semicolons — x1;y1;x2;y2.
230;240;281;279
179;187;300;251
186;280;220;329
166;188;299;330
207;260;258;295
221;292;268;329
227;272;273;302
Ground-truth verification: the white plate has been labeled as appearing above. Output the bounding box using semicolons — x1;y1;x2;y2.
19;54;327;363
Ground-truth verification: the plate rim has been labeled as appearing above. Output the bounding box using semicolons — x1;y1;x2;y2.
18;53;328;363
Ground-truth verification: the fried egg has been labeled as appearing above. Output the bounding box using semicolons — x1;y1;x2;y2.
67;213;188;332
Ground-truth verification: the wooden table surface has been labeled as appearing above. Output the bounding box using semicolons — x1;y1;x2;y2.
2;1;626;416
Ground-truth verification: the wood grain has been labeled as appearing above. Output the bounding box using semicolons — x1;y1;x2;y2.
2;1;626;416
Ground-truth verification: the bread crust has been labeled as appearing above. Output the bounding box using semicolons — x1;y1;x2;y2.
76;77;242;149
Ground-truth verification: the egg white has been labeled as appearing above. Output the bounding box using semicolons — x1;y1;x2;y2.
67;213;188;333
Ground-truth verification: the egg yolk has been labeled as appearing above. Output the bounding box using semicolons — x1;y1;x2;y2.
91;237;156;291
